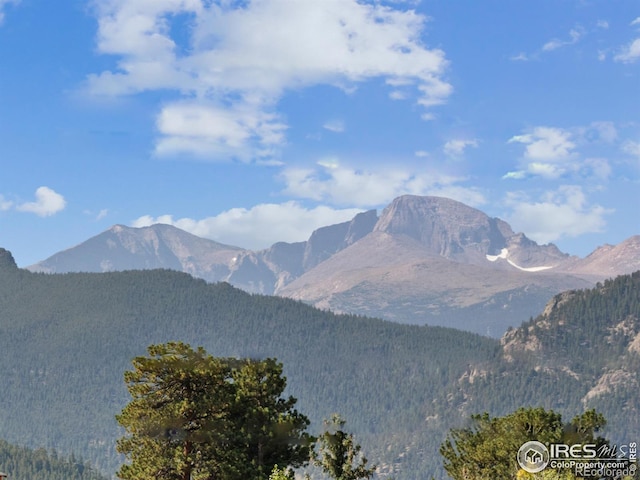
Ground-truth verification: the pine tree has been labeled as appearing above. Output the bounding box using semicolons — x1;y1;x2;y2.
116;342;311;480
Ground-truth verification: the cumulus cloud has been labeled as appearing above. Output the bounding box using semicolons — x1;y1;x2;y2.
505;186;613;244
155;101;287;160
614;38;640;63
280;160;485;208
443;138;478;157
505;125;616;181
16;187;67;217
510;127;576;161
131;202;363;250
505;126;578;179
87;0;451;160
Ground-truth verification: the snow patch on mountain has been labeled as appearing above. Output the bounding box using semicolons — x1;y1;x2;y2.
486;248;554;272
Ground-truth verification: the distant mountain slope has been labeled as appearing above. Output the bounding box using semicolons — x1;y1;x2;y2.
29;223;243;280
27;195;640;335
278;196;593;334
2;249;639;479
564;235;640;278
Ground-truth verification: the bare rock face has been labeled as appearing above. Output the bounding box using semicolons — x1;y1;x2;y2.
226;210;378;294
373;195;567;268
374;195;509;264
302;209;377;270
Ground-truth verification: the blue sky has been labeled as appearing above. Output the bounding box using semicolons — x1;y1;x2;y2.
1;0;639;267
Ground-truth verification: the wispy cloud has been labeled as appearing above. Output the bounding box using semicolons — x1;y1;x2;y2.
280;160;485;208
87;0;451;161
0;194;13;211
16;187;67;217
622;140;640;163
443;138;478;157
323;119;345;133
542;27;584;52
511;25;586;61
0;0;19;24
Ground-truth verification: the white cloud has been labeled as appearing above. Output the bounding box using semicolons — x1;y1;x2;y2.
389;90;408;100
596;20;609;30
280;160;484;208
96;209;109;220
542;27;584;52
131;202;363;250
506;126;578;179
443;138;478;157
322;119;345;133
509;127;576;161
87;0;451;160
614;38;640;63
505;186;613;244
631;17;640;27
155;101;286;161
505;125;616;181
510;52;529;62
16;187;67;217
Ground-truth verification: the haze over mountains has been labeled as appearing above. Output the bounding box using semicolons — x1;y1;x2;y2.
29;195;640;336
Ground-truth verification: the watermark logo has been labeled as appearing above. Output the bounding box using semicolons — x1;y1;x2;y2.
517;441;637;477
517;441;550;473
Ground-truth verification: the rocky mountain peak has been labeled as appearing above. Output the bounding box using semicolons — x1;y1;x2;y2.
373;195;509;264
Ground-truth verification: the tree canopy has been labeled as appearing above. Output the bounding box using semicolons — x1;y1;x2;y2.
116;342;312;480
439;407;618;480
312;414;376;480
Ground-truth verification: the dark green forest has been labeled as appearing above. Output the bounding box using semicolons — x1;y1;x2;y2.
0;439;107;480
0;248;638;479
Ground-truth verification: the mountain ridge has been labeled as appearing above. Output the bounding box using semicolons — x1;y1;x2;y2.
27;195;640;335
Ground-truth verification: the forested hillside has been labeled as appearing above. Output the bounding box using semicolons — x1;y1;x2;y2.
458;271;640;444
0;248;497;479
0;246;638;479
0;439;107;480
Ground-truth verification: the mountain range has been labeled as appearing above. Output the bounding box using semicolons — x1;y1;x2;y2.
28;195;640;336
